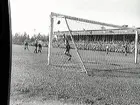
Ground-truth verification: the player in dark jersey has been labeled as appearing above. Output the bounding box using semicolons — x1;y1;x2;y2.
34;39;38;53
38;43;42;53
123;43;128;56
63;34;72;61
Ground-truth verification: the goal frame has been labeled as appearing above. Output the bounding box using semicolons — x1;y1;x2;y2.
47;12;139;70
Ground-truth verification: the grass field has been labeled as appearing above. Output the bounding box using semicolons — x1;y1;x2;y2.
10;44;140;105
51;45;140;78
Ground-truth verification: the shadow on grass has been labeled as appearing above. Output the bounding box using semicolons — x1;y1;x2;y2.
50;64;140;78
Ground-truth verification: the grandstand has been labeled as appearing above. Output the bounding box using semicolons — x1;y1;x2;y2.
54;28;140;42
53;28;140;53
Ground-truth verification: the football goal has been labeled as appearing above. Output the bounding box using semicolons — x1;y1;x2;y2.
47;12;139;73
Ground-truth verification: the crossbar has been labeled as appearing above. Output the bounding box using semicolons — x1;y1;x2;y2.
51;12;133;29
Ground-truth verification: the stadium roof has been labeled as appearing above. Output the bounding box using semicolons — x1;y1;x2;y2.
54;28;140;36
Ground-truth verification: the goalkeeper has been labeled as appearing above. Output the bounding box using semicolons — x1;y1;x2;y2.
63;34;72;61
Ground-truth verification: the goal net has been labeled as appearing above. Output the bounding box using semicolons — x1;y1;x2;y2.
48;12;139;74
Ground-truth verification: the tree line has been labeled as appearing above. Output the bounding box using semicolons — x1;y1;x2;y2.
12;32;49;45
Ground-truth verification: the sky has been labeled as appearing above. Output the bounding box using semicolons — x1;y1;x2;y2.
10;0;140;36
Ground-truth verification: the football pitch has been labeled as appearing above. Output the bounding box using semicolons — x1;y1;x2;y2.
10;44;140;105
50;45;140;77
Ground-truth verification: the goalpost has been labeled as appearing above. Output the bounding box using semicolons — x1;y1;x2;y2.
48;12;139;73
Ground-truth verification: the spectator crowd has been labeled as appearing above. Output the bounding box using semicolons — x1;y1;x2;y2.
52;40;140;54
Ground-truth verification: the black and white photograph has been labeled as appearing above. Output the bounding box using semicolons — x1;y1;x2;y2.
10;0;140;105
